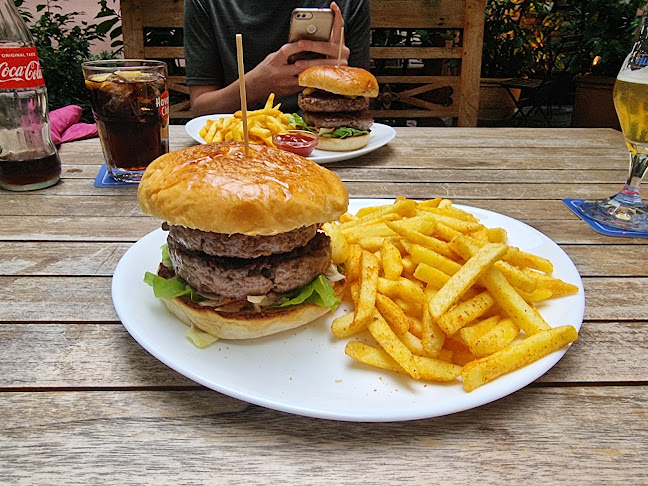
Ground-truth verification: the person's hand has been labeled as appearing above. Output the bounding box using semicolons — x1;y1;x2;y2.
245;3;349;104
293;1;350;69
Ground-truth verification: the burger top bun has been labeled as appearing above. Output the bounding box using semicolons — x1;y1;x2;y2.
138;142;348;236
299;65;379;98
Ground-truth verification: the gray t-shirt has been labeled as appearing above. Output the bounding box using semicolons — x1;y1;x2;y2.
183;0;371;112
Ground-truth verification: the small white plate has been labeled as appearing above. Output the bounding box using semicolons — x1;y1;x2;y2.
113;200;584;422
184;114;396;164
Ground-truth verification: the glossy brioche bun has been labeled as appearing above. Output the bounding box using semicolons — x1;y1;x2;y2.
299;65;379;98
316;133;371;151
161;278;346;340
138;142;349;236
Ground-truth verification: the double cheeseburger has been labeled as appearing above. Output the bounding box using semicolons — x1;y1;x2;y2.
138;141;349;340
297;65;379;151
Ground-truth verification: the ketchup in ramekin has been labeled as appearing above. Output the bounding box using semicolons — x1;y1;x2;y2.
272;130;318;157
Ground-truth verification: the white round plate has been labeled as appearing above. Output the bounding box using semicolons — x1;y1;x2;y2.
184;114;396;164
112;199;584;422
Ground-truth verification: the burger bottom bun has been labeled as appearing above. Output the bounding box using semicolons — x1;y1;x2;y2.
316;133;371;152
162;279;346;340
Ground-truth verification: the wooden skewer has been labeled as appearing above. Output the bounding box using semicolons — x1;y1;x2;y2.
236;33;250;157
337;26;344;67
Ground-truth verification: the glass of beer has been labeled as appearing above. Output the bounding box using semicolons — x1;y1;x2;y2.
577;19;648;231
82;60;169;183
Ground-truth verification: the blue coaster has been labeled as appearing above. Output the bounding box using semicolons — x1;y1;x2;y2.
563;198;648;238
94;164;139;187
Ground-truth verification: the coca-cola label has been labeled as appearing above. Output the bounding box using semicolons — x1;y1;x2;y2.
157;90;169;121
0;47;45;89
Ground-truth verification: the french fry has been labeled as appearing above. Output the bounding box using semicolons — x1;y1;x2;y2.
386;220;455;258
400;331;425;355
413;262;451;290
377;277;425;316
344;244;363;283
428;243;508;319
345;341;461;382
322;222;349;265
436;290;496;336
461;325;578;392
494;260;538;293
522;268;580;296
330;312;356;339
468;317;519;357
409;243;462;276
458;315;501;347
421;305;445;358
366;314;420;379
350;251;380;332
487;227;508;243
507;249;554;274
426;213;485;233
381;239;404;280
375;293;411;335
480;266;551;335
198;93;294;147
328;197;580;392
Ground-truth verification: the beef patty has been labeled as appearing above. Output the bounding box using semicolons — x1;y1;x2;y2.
298;91;369;113
164;223;318;259
302;110;374;131
167;231;331;299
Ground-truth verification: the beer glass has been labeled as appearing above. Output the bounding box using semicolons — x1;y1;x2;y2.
577;17;648;232
82;60;169;182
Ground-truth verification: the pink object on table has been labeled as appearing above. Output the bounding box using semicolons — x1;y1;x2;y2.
49;105;98;145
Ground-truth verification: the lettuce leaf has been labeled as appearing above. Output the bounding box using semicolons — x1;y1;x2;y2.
288;113;369;139
276;274;341;310
161;244;173;269
143;272;200;301
288;113;316;132
320;127;369;139
185;326;219;348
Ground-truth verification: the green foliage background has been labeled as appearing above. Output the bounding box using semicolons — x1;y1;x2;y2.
13;0;121;122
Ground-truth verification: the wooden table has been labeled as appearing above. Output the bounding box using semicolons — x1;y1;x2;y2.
1;126;646;484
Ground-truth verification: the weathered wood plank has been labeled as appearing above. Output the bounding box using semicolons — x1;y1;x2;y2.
0;387;645;485
0;320;643;388
0;242;132;275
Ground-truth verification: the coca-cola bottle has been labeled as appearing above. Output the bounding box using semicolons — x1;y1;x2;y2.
0;0;60;191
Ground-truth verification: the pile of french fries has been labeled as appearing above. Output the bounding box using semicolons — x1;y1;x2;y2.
199;93;296;147
322;197;579;392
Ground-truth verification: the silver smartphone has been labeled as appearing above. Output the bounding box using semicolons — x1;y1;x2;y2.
287;8;334;64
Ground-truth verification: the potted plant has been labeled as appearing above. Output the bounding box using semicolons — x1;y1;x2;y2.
479;0;556;121
566;0;643;128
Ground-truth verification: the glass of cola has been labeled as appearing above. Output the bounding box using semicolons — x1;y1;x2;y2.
82;60;169;182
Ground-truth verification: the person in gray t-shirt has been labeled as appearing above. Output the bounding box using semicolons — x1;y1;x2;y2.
184;0;370;115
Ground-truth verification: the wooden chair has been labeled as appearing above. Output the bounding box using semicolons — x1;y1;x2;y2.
121;0;485;126
369;0;485;126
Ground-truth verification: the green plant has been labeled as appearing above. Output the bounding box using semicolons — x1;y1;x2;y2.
13;0;119;121
481;0;548;78
561;0;643;77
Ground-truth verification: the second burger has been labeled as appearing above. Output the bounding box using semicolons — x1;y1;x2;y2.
296;65;379;152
